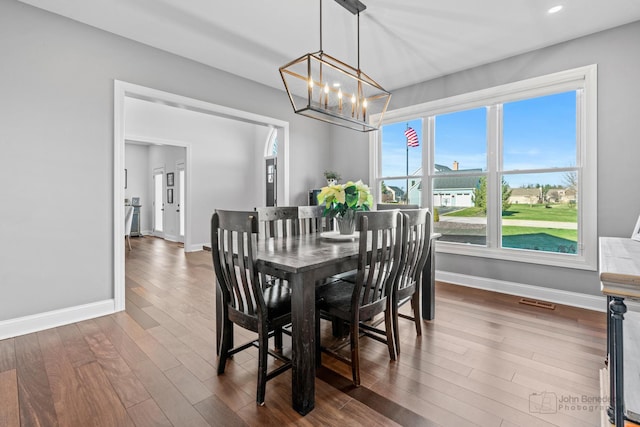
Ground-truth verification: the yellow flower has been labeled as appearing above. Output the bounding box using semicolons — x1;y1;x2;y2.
354;180;372;207
317;179;373;216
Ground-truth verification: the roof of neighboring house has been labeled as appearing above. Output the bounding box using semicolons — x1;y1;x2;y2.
433;165;483;191
388;186;405;197
435;164;453;172
433;176;481;191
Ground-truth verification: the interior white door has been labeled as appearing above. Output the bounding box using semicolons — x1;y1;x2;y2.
153;169;164;236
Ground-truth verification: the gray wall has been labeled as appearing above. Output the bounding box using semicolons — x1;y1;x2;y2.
347;21;640;297
2;0;637;324
0;0;334;321
125;97;269;248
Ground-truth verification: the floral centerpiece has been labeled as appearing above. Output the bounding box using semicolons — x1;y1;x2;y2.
317;180;373;235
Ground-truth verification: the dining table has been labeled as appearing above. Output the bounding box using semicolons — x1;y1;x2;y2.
214;231;438;415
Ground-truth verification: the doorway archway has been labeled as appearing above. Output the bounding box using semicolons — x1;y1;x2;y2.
114;81;290;312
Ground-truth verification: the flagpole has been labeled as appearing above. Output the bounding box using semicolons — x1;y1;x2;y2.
406;123;409;204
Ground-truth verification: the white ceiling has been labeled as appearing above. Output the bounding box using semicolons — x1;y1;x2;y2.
18;0;640;92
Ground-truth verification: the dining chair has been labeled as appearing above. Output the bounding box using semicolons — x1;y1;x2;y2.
256;206;300;238
316;210;402;386
298;205;332;234
211;210;292;405
124;205;134;251
393;208;431;355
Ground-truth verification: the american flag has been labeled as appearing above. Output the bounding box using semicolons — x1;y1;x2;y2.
405;127;419;147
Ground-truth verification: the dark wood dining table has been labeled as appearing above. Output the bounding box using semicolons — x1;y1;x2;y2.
251;232;438;415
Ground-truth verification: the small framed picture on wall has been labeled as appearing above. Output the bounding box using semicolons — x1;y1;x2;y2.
167;188;174;204
167;172;174;187
632;215;640;242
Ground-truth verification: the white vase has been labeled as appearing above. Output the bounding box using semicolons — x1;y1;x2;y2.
336;209;356;235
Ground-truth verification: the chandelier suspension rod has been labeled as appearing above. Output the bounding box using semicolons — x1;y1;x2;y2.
278;0;390;132
319;0;323;53
357;10;360;71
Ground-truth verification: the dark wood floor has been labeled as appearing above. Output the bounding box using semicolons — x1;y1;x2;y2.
0;236;607;426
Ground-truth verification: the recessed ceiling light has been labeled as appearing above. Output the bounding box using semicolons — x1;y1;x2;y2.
548;5;563;14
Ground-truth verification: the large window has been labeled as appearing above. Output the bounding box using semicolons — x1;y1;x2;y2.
371;65;597;269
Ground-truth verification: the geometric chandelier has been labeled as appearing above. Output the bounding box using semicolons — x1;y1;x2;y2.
279;0;391;132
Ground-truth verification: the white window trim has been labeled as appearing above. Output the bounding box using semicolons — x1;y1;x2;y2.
370;65;598;270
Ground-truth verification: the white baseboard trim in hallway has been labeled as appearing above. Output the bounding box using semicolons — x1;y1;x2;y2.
0;299;116;340
436;271;608;313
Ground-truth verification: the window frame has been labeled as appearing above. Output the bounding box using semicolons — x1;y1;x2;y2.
370;65;597;270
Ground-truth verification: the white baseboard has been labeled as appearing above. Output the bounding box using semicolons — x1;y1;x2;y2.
0;299;116;340
187;243;207;252
436;271;607;312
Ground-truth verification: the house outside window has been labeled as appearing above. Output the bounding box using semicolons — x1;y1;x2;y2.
371;65;597;270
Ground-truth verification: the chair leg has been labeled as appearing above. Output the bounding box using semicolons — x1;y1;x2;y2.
126;235;132;251
393;302;401;357
350;321;360;386
217;319;233;375
256;326;268;406
385;308;397;361
411;292;422;337
274;326;283;352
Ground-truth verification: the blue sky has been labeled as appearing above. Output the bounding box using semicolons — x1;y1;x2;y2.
381;91;577;189
381;119;423;178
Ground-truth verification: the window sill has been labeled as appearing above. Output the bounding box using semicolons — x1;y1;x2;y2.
434;240;597;271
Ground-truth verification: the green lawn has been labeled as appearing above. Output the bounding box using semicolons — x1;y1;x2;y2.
443;207;486;217
442;203;577;222
502;226;576;241
502;204;577;222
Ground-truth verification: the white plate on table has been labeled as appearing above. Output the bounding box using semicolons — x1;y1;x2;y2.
320;231;359;241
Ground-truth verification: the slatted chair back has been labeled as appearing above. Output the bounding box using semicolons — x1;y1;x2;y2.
211;210;264;323
256;206;300;239
298;205;332;234
397;208;431;296
353;210;403;320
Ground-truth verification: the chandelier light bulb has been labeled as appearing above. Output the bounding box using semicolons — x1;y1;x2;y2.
548;5;563;14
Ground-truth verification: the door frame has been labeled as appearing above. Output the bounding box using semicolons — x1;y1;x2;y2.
114;80;290;312
176;160;185;243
